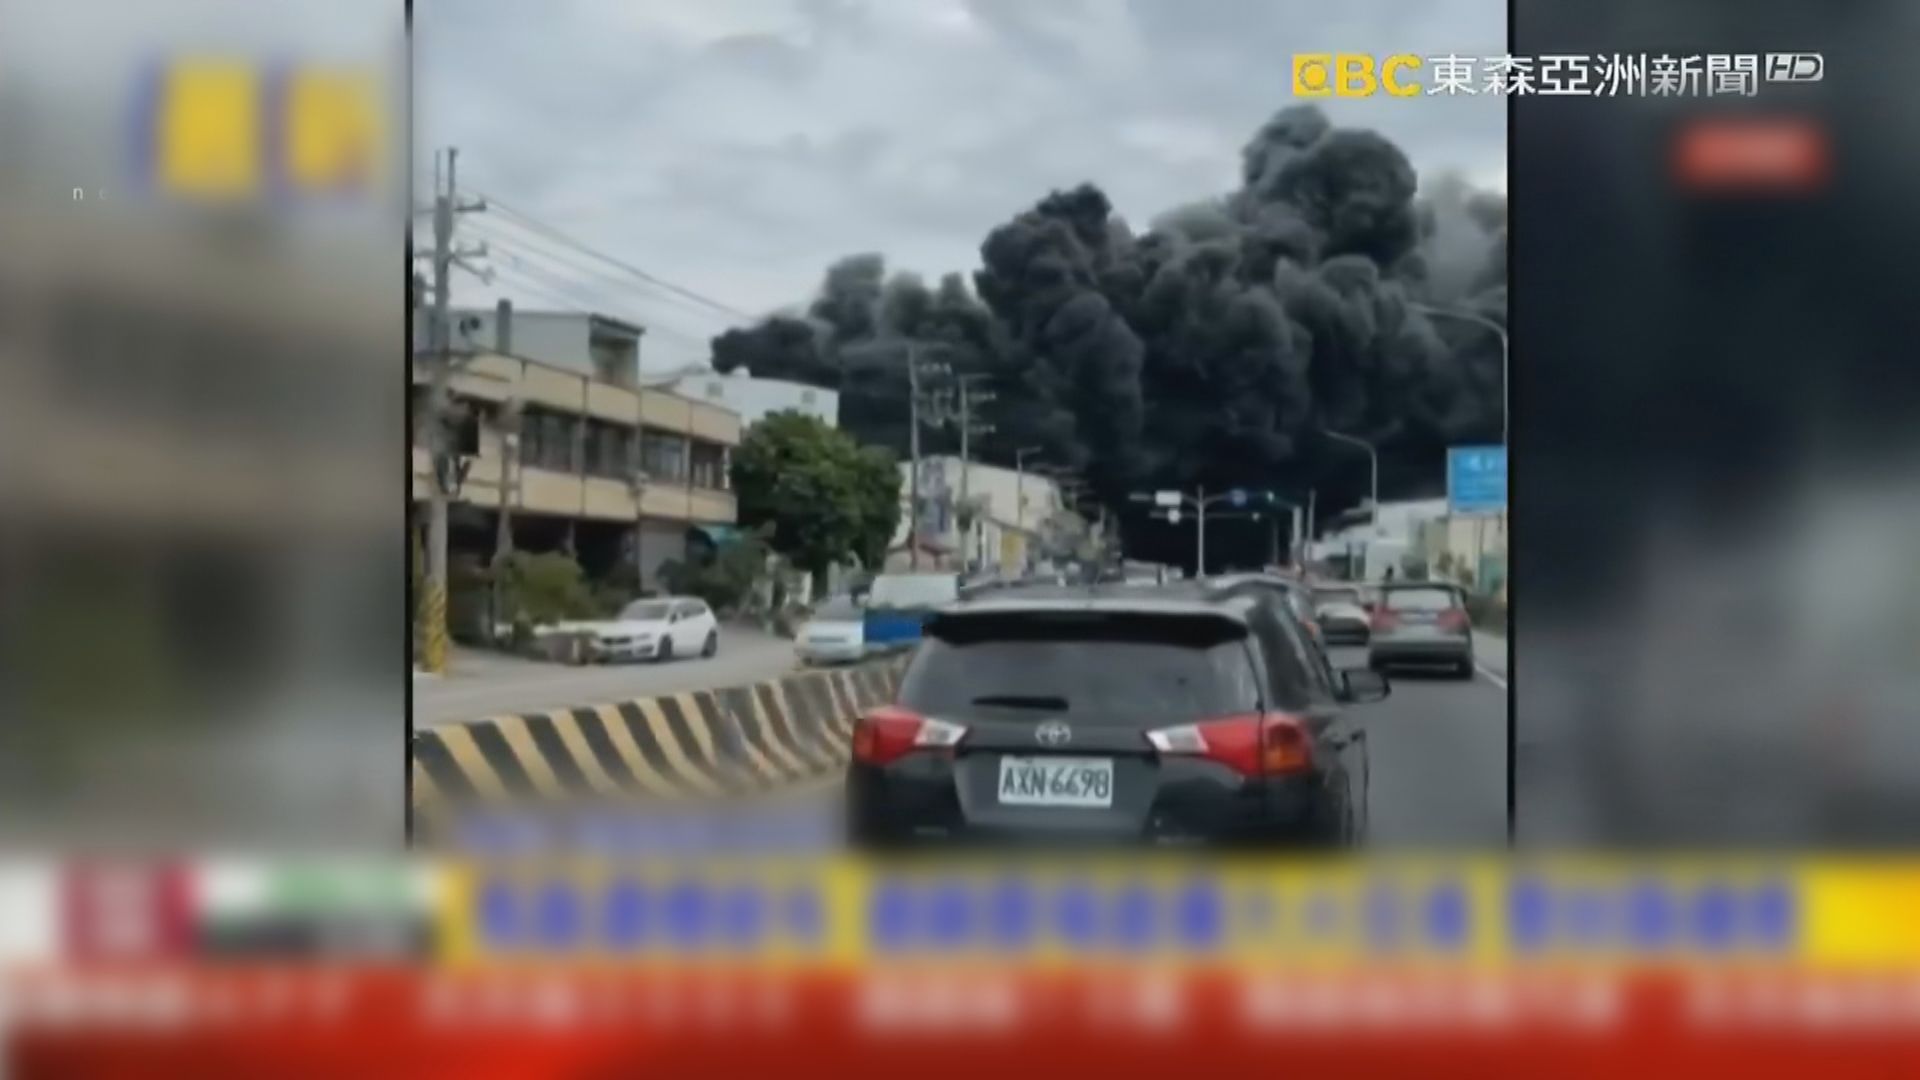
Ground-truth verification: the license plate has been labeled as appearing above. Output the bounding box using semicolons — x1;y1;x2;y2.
996;757;1114;808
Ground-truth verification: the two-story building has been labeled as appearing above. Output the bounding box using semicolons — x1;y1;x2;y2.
410;306;740;589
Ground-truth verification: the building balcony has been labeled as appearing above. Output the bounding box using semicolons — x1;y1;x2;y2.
410;447;735;524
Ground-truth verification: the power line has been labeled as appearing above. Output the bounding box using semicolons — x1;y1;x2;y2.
461;185;758;323
478;250;698;345
485;261;712;353
461;213;742;331
492;261;712;352
464;220;725;347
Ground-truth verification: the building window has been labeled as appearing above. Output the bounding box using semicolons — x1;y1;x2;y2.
690;441;727;490
641;429;687;484
584;419;634;479
521;407;579;473
589;336;637;387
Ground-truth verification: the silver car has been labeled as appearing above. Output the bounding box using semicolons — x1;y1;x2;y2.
795;598;867;665
1366;583;1474;678
1312;584;1374;645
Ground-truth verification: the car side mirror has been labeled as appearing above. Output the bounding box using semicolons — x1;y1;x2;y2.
668;613;680;624
1339;667;1390;704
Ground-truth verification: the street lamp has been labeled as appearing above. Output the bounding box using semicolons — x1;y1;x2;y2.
1322;430;1378;536
1413;302;1508;446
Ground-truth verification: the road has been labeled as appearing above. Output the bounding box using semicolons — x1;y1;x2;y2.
412;623;800;728
1334;631;1507;848
444;629;1509;852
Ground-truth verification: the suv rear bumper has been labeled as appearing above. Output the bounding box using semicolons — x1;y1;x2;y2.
845;764;1333;848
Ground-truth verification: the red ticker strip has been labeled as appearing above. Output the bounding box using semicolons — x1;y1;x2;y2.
1673;117;1829;193
12;968;1920;1077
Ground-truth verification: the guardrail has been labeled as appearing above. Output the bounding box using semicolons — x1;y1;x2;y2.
410;655;911;833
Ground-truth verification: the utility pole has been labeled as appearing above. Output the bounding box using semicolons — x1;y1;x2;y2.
488;302;519;646
489;398;521;641
952;374;994;568
420;147;488;673
1195;485;1207;577
903;344;955;571
1305;488;1317;569
907;344;923;571
1014;446;1041;569
1289;502;1304;567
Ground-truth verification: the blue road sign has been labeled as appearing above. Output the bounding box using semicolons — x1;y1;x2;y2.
1448;446;1506;515
1229;488;1246;508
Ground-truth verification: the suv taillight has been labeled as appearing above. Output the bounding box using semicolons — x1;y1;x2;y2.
851;706;967;766
1371;609;1401;630
1146;713;1313;777
1437;608;1469;632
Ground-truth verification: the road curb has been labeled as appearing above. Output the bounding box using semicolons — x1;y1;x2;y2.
410;654;910;831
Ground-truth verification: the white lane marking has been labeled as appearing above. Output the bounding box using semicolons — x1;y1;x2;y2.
1476;665;1507;691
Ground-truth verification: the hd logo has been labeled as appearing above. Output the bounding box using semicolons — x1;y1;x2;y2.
1292;54;1424;98
143;57;384;200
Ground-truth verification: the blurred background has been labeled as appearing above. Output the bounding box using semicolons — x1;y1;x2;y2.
0;0;406;849
1513;0;1920;845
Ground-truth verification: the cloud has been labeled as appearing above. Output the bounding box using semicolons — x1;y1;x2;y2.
420;0;1505;371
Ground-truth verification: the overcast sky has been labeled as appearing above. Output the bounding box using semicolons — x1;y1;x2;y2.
419;0;1506;371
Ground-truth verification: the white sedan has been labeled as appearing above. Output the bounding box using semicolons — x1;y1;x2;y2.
548;596;719;663
795;598;866;666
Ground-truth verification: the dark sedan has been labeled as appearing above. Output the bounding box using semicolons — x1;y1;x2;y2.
845;591;1386;849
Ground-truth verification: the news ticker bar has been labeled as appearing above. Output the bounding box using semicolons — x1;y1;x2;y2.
12;971;1920;1073
441;861;1920;967
10;860;1920;970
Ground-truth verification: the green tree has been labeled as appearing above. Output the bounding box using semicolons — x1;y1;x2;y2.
660;525;772;614
731;411;901;590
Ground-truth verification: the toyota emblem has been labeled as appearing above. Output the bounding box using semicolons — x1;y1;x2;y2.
1034;721;1071;747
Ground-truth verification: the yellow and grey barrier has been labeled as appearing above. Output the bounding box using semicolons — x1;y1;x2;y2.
412;656;909;819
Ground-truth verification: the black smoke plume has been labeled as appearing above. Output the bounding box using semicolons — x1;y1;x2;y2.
710;104;1506;567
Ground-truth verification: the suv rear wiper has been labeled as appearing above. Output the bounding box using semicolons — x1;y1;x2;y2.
970;694;1070;711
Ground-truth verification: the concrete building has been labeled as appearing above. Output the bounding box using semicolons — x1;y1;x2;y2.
428;308;646;388
409;309;740;591
1420;512;1509;595
653;366;839;429
889;456;1066;573
1309;496;1506;591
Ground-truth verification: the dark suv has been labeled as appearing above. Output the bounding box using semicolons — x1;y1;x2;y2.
844;590;1386;848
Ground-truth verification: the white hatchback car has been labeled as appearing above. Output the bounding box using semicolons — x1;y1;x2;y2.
551;596;719;663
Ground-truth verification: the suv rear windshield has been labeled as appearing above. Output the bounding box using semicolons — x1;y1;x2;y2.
899;613;1262;725
1382;586;1461;612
